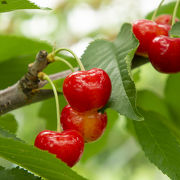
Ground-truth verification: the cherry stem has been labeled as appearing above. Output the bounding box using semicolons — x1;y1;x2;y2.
172;0;180;26
54;56;75;72
54;48;85;71
38;72;62;132
152;0;165;21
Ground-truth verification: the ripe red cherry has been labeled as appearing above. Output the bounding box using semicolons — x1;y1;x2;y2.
34;130;84;167
63;68;112;112
60;105;107;143
155;14;179;31
132;19;169;57
148;35;180;73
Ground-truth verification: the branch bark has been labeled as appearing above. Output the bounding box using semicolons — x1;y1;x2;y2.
0;50;148;116
0;51;73;116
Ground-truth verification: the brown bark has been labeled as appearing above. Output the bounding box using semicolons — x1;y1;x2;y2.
0;51;73;115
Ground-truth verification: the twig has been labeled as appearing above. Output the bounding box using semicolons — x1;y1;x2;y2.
0;51;72;116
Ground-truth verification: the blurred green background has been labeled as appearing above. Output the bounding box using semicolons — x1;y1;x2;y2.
0;0;175;179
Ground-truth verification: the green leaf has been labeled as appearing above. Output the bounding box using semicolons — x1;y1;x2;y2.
146;2;180;19
0;167;41;180
127;89;172;137
0;0;40;13
134;110;180;180
0;129;86;180
81;23;142;120
164;73;180;126
137;90;171;120
0;114;18;134
170;22;180;38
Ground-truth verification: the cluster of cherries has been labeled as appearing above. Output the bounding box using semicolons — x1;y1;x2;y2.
35;64;112;167
133;14;180;73
34;1;179;168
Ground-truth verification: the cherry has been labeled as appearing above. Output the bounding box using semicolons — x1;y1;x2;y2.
63;68;112;112
148;35;180;73
34;129;84;167
155;14;179;31
60;105;107;143
132;19;169;57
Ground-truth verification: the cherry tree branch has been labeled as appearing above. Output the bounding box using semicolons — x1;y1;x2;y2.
0;51;73;116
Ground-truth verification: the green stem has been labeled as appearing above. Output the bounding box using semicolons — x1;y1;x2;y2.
151;0;165;21
42;74;61;132
172;0;180;26
54;48;85;71
54;56;75;72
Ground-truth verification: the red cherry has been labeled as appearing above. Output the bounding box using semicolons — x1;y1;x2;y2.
155;14;179;31
63;68;112;112
60;105;107;143
155;14;180;32
34;130;84;167
132;19;169;57
148;35;180;73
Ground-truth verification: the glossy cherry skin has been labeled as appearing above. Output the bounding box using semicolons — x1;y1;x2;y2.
34;130;84;167
60;105;107;143
63;68;112;112
155;14;179;31
148;35;180;73
132;19;169;57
